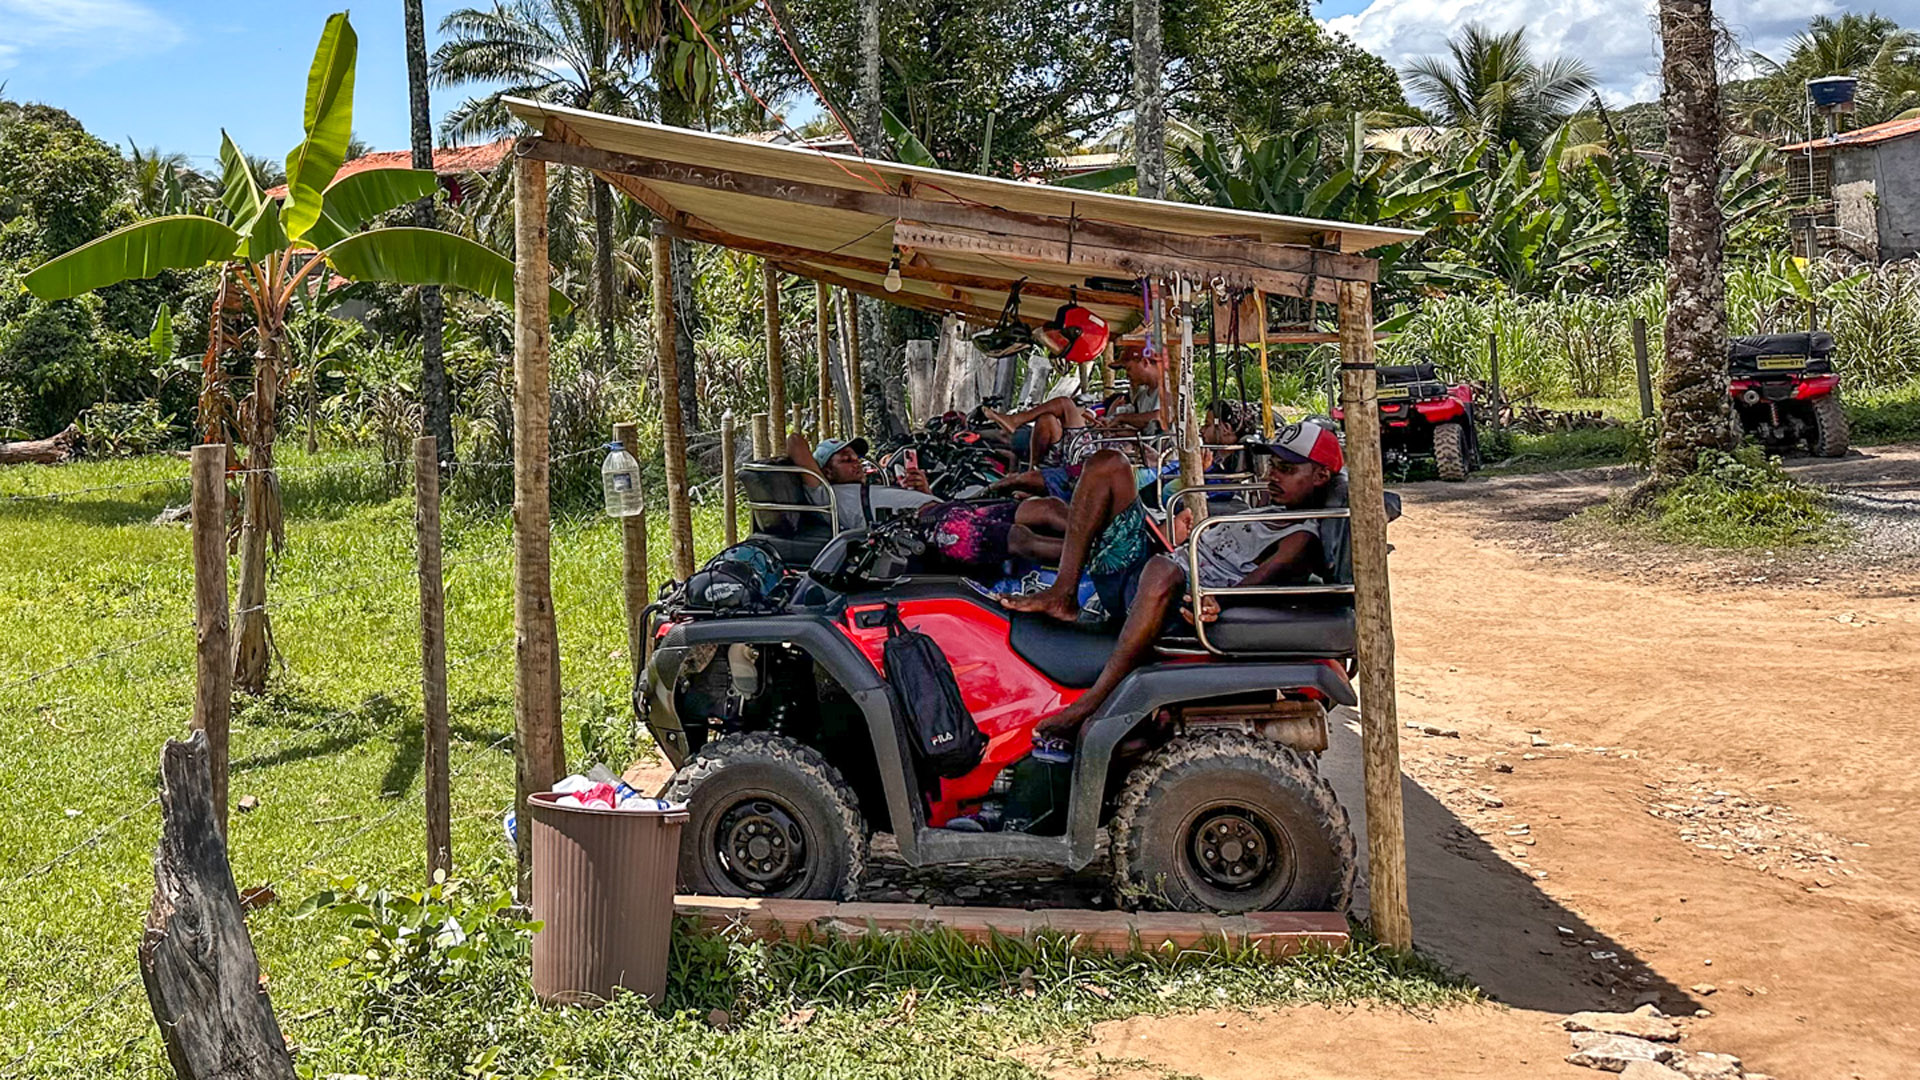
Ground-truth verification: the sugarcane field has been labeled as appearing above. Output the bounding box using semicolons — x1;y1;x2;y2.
4;3;1920;1078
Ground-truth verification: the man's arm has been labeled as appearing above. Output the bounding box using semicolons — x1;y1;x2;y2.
1235;531;1320;587
784;432;825;488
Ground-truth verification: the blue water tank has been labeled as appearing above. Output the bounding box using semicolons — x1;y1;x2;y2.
1807;75;1859;110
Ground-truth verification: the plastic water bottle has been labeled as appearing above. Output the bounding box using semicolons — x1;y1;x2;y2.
601;441;642;517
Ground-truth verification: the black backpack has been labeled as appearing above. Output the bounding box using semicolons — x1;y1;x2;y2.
879;606;986;780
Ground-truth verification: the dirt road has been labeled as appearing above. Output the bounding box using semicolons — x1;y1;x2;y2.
1065;444;1920;1079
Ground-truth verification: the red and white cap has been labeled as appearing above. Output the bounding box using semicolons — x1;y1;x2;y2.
1261;420;1344;472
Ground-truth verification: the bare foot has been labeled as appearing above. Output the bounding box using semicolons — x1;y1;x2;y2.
982;406;1017;433
1000;587;1080;622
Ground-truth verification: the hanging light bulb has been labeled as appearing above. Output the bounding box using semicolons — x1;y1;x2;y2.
884;247;903;292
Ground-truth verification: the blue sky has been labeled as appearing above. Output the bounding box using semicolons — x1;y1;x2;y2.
1;1;1912;167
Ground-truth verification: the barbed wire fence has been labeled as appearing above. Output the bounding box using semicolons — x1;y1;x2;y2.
0;432;714;1080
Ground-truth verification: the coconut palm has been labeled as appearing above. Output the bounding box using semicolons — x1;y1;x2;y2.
1750;13;1920;132
435;0;649;374
1405;24;1598;155
404;0;455;460
127;145;213;216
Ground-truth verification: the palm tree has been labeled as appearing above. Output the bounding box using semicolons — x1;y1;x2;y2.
1134;0;1167;199
1650;0;1731;488
435;0;647;375
126;145;213;216
1405;24;1598;154
404;0;456;462
1752;13;1920;131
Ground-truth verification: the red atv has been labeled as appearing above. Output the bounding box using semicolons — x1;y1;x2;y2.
1332;363;1478;481
1728;332;1848;457
638;516;1359;913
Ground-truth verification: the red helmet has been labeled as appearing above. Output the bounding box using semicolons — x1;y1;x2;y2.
1033;302;1110;365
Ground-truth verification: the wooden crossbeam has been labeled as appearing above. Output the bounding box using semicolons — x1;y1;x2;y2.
675;896;1350;959
516;138;1376;285
769;259;1041;327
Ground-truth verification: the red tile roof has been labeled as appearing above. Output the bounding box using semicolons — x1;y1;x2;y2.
1781;116;1920;153
264;138;514;199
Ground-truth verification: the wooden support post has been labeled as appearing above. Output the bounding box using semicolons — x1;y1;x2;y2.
189;444;230;836
1173;285;1206;524
721;412;739;547
654;233;696;580
1336;279;1412;950
1632;316;1655;420
413;436;451;881
613;421;650;685
141;732;296;1080
1255;292;1274;438
763;262;788;448
512;154;565;891
842;288;865;437
1487;332;1504;432
751;412;772;459
816;281;834;440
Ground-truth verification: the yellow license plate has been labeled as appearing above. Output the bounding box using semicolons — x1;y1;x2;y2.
1378;385;1410;400
1757;355;1804;371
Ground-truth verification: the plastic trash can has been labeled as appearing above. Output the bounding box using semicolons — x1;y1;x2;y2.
528;791;687;1006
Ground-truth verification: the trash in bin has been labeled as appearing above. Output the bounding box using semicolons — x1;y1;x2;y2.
528;789;687;1007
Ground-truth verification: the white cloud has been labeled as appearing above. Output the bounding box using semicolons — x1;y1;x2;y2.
0;0;183;72
1323;0;1915;106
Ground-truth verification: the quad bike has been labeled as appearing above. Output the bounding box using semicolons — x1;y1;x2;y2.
1728;332;1848;457
637;511;1360;914
1332;363;1479;481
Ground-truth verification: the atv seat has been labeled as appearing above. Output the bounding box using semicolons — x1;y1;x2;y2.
741;461;839;566
1159;603;1355;657
1008;614;1119;689
1379;362;1438;384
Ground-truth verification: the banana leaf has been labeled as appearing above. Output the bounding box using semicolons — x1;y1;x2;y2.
282;13;358;242
24;216;242;301
303;168;441;250
323;227;572;315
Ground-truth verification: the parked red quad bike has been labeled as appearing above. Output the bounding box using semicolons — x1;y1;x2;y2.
637;517;1359;913
1728;331;1849;457
1332;362;1479;481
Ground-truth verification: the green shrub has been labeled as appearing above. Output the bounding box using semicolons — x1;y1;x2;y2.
1638;448;1838;549
1847;379;1920;444
73;397;182;456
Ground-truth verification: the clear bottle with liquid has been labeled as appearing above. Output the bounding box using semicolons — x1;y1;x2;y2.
601;440;642;517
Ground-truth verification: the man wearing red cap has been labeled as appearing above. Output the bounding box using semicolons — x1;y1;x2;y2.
1004;420;1347;744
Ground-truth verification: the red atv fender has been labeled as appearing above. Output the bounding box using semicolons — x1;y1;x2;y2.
1729;374;1839;401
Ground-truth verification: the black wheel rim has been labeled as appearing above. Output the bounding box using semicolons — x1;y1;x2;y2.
1186;806;1291;894
714;798;807;894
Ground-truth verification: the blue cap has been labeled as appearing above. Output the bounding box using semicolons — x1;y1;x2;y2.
814;436;869;463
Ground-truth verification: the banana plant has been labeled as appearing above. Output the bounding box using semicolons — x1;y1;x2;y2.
23;12;571;694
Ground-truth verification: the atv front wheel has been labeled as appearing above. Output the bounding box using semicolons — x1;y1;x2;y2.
665;733;867;900
1811;394;1849;457
1432;422;1470;482
1111;732;1355;913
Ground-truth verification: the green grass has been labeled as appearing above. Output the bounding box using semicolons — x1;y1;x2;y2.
1847;379;1920;446
0;447;1472;1079
1570;447;1843;551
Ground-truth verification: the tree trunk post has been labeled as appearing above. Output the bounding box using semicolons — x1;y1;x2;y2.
751;412;771;459
190;444;231;836
404;0;454;463
1132;0;1166;199
816;282;834;440
142;732;297;1080
841;288;865;437
591;178;619;374
1254;292;1274;439
721;412;739;547
1173;285;1206;524
414;436;451;881
1488;331;1504;432
654;233;696;580
614;421;650;686
763;262;788;448
512;154;565;892
1336;280;1412;950
1632;316;1655;420
1653;0;1731;483
231;338;278;697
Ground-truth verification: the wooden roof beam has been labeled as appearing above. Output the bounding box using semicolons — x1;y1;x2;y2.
516;137;1376;285
770;260;1045;327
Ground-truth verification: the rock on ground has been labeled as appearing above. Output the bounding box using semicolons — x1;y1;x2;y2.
1672;1052;1743;1080
1620;1063;1688;1080
1567;1031;1682;1072
1563;1004;1682;1042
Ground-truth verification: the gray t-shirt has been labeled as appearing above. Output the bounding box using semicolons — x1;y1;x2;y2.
809;482;938;531
1192;516;1322;588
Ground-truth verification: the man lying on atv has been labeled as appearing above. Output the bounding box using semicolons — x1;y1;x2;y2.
1003;420;1348;743
980;346;1168;467
785;432;939;529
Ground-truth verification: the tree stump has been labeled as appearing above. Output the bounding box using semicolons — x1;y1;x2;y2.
139;731;295;1080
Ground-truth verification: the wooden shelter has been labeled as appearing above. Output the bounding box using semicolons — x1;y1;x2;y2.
500;98;1421;947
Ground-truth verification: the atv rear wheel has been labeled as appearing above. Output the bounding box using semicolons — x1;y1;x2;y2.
1811;393;1849;457
665;733;867;900
1111;732;1355;913
1432;422;1470;482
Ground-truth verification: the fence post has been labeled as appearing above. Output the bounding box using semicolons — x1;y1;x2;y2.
614;421;650;689
1487;332;1504;432
414;435;451;881
763;262;788;448
751;412;772;459
721;412;739;547
1632;316;1655;420
1336;279;1413;951
189;444;230;836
